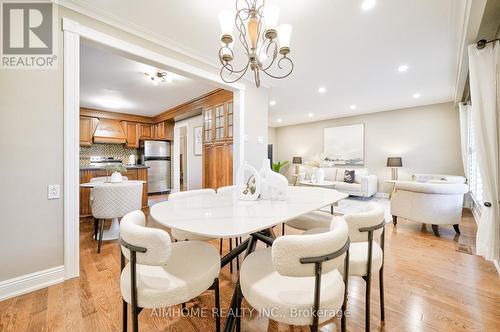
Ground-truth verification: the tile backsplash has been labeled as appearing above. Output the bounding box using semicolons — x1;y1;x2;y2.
80;144;137;166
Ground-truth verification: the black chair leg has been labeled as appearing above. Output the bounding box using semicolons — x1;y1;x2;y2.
282;223;285;235
93;218;98;240
97;219;105;253
122;299;128;332
392;215;397;225
431;224;440;237
213;278;221;332
235;237;240;271
229;238;233;273
365;271;372;332
132;305;139;332
219;238;223;255
453;224;461;234
379;267;385;321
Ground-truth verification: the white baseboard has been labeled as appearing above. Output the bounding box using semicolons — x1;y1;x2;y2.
375;192;390;199
0;266;65;301
494;260;500;276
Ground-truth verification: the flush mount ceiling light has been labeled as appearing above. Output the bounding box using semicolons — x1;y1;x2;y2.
398;64;409;72
307;112;314;118
218;1;294;88
349;104;357;110
413;93;421;99
145;71;172;85
318;86;327;93
269;99;277;106
276;118;283;123
361;0;376;11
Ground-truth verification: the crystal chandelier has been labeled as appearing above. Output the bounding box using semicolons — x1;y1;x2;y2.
218;0;294;88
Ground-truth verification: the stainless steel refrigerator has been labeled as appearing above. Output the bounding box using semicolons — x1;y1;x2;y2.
143;141;171;194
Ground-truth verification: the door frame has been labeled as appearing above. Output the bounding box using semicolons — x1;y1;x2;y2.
63;17;246;279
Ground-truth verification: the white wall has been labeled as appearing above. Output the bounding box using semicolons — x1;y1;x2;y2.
174;116;202;191
273;102;464;193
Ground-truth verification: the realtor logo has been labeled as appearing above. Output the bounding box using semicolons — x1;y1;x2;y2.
1;1;57;69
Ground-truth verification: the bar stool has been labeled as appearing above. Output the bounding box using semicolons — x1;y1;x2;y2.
91;182;142;253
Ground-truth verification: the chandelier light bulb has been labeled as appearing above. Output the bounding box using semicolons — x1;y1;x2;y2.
264;4;280;30
218;10;234;37
277;24;292;50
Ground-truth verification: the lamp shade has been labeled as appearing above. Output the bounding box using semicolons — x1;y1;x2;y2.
292;156;302;164
387;157;402;167
218;10;234;36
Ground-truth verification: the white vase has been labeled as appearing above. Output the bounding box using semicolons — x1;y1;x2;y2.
110;171;123;183
259;159;288;200
314;168;325;183
236;162;261;201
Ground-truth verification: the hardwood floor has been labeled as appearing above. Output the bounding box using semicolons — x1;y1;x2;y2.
1;209;499;331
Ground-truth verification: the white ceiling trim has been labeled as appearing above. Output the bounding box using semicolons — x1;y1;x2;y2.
55;0;218;68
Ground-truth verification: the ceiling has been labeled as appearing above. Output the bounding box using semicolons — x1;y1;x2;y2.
80;44;217;116
70;0;468;125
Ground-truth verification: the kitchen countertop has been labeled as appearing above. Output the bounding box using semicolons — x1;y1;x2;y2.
80;165;149;170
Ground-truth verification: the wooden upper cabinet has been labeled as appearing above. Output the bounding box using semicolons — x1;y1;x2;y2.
79;116;98;146
138;123;153;140
153;121;174;140
202;100;233;144
121;121;139;148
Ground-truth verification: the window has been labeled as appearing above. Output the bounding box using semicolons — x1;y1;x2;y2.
467;107;484;203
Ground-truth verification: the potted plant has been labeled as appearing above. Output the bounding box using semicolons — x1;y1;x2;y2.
104;164;127;183
272;160;289;174
307;154;329;183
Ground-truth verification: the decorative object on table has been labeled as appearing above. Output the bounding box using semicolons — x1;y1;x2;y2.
324;124;365;165
217;1;294;88
271;160;289;173
103;164;127;183
260;159;288;200
127;154;136;165
386;157;403;180
307;153;330;183
344;170;355;183
193;126;202;156
236;162;261;201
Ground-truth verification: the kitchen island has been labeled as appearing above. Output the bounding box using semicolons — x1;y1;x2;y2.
79;165;149;217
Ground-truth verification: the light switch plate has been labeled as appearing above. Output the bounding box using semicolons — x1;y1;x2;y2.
257;136;264;144
48;185;60;199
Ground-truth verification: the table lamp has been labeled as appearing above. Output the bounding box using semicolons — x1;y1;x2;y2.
292;156;302;175
387;157;402;180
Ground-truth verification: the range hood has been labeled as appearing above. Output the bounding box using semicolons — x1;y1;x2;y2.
93;118;126;144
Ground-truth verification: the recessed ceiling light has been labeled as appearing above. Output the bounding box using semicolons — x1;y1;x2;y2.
361;0;376;11
308;112;314;118
413;93;421;99
269;100;276;106
318;86;327;93
349;104;357;110
398;64;409;72
277;118;282;123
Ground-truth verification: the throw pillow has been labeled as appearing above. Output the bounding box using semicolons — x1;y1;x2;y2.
344;170;355;183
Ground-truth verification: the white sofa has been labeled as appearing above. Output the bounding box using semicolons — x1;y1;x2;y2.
412;173;466;184
390;180;469;236
298;166;378;198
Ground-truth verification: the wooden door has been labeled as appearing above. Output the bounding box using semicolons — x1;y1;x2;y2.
79;116;98;146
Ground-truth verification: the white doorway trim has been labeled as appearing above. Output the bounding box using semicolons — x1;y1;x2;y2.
172;122;188;193
62;17;245;279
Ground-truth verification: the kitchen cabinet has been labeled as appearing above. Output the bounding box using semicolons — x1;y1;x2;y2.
79;116;98;146
203;141;233;189
79;167;149;217
121;121;139;148
202;101;233;143
138;123;153;140
153;121;174;140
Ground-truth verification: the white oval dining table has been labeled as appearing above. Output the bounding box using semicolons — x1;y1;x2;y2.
150;186;347;238
150;186;348;332
80;180;146;240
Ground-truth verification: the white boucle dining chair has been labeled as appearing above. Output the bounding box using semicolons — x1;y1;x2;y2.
305;203;386;332
239;216;350;332
119;210;221;332
91;182;142;253
168;189;217;242
89;176;129;240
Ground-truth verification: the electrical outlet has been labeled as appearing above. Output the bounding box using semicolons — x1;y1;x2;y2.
48;185;60;199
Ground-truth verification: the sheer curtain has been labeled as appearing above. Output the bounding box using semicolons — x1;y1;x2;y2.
458;102;470;177
467;42;500;262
